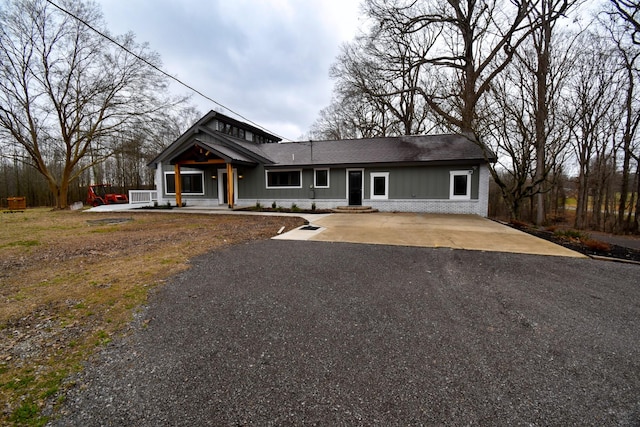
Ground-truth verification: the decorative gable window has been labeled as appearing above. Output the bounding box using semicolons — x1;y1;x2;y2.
165;171;205;195
314;168;330;188
449;170;472;200
266;169;302;188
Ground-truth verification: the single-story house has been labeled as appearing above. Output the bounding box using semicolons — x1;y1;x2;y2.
148;111;496;216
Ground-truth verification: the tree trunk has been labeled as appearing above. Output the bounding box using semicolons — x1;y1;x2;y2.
46;176;70;210
534;3;552;226
634;166;640;232
618;135;632;232
575;169;588;229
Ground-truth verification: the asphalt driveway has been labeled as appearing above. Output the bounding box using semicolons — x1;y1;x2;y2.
52;240;640;426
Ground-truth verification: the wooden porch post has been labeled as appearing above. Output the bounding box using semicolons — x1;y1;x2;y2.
226;162;234;208
174;164;182;207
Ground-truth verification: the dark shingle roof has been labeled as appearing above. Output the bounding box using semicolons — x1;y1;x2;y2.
149;110;495;168
249;134;493;166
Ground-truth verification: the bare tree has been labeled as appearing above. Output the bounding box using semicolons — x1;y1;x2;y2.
328;17;437;137
364;0;573;135
310;93;392;140
611;0;640;43
504;0;581;224
482;29;574;222
601;3;640;232
0;0;180;208
565;32;620;229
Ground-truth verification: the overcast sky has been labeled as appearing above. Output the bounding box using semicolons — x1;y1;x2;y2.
98;0;364;141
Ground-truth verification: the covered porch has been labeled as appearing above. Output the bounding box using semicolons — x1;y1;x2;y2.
165;139;259;209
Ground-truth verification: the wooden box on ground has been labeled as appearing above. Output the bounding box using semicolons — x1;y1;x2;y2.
6;197;26;211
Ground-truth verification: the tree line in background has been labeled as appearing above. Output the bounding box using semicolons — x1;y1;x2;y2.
0;0;202;209
310;0;640;233
1;0;639;234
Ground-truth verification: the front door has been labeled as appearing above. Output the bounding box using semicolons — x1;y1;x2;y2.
348;170;363;206
222;173;228;204
218;168;238;205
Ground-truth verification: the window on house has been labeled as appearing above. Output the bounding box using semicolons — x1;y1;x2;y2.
370;172;389;200
314;169;329;188
449;171;471;200
266;170;302;188
165;171;205;195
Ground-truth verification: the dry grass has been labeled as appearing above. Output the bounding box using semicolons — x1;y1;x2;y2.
0;208;304;426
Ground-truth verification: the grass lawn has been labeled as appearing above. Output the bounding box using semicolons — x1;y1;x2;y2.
0;208;304;426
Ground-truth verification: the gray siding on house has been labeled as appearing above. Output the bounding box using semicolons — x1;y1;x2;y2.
236;165;263;198
159;162;480;205
236;165;479;201
313;169;346;199
238;166;347;200
376;166;480;200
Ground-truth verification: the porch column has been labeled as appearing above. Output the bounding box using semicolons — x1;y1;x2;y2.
174;164;182;207
226;162;234;208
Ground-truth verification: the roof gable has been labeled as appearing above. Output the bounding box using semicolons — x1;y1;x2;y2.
148;113;276;166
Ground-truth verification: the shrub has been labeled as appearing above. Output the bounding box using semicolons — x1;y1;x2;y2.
271;201;277;209
554;229;587;240
255;202;262;210
582;239;611;252
291;203;301;212
509;219;528;229
311;202;316;211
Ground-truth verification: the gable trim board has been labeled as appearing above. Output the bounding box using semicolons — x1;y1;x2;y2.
149;111;495;216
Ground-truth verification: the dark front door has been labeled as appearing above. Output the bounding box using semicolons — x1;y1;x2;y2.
348;170;362;206
222;173;228;204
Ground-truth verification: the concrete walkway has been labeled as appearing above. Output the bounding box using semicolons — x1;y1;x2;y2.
275;213;586;258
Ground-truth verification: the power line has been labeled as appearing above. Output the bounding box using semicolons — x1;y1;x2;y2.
43;0;289;141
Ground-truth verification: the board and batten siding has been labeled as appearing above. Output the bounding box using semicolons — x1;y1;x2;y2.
156;162;488;215
239;165;481;201
238;166;346;200
375;165;480;200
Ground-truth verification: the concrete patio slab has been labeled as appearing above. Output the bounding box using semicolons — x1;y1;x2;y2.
275;213;585;258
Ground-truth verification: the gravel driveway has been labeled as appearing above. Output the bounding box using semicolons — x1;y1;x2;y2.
51;241;640;426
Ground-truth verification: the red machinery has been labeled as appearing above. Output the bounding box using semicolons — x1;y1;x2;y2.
86;184;129;207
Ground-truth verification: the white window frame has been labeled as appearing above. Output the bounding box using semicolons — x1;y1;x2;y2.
265;169;303;189
164;170;205;195
314;168;330;188
449;170;472;200
370;172;389;200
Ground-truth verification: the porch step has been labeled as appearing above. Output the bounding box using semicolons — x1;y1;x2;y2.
331;205;378;214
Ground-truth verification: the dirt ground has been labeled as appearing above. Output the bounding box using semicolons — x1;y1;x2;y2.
0;209;304;426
